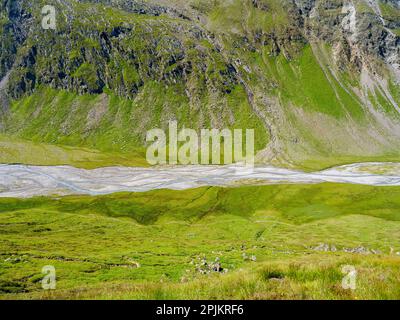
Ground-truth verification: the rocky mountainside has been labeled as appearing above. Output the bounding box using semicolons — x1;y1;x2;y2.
0;0;399;168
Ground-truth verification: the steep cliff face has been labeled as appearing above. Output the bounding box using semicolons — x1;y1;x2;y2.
0;0;399;168
299;0;400;79
0;0;32;78
4;1;239;100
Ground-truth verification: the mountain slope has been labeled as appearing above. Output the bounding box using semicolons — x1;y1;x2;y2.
0;0;399;168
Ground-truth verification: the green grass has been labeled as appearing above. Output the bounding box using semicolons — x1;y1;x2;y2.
391;28;400;37
0;134;148;168
208;0;289;36
4;83;268;157
379;1;400;22
0;183;399;299
258;45;365;119
294;155;400;172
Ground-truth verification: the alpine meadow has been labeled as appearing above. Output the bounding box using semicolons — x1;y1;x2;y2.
0;0;400;301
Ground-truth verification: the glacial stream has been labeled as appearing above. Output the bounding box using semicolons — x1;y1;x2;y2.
1;162;400;197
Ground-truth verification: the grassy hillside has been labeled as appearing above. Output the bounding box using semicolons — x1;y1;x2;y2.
4;85;268;155
1;0;400;168
1;183;400;299
0;134;148;168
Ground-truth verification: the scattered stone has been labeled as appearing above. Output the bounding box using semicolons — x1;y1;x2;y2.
242;253;257;262
3;255;26;264
243;65;252;73
314;243;330;252
312;244;383;255
193;256;227;275
343;246;371;255
125;258;140;268
313;243;337;252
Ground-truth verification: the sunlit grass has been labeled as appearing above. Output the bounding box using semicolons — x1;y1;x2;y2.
0;183;399;299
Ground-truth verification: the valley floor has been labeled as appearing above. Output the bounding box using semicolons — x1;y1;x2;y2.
0;184;399;300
